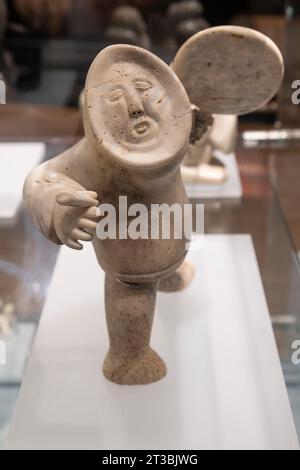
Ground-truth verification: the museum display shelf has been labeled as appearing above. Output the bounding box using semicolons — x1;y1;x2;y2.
184;151;242;200
4;235;298;450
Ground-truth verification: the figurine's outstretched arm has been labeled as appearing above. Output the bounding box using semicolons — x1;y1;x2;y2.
23;146;99;250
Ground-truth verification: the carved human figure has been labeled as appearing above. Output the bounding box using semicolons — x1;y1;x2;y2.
24;45;192;385
24;26;284;386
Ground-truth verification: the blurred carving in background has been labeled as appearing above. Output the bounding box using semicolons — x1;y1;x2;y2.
167;0;209;47
105;5;151;49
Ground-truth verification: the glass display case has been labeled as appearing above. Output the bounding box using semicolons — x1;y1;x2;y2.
0;0;300;450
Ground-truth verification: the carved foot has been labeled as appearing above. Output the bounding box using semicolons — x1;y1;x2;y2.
158;260;196;292
103;347;167;385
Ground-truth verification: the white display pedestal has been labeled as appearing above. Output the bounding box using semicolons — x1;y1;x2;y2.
0;143;45;224
185;152;242;200
5;235;299;450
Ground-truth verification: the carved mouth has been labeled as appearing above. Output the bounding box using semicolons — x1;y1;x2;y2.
134;120;150;135
120;117;159;149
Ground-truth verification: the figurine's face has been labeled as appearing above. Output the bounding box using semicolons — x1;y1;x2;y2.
85;45;192;169
96;62;172;152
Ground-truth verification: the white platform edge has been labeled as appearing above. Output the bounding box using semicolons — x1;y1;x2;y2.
5;235;299;450
185;151;243;199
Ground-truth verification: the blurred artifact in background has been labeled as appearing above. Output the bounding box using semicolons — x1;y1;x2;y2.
105;5;151;49
12;0;71;35
0;0;7;74
4;0;71;90
167;0;209;49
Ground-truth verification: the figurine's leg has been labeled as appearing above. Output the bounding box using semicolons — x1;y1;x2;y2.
158;259;196;292
103;274;167;385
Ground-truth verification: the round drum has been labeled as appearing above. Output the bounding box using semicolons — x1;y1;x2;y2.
172;25;284;115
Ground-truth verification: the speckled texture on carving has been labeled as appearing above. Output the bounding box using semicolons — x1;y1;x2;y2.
173;25;284;115
23;45;192;385
23;29;284;385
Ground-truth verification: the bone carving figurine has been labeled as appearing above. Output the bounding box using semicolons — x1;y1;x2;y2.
24;27;284;385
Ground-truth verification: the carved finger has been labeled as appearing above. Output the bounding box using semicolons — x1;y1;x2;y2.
84;206;101;219
71;228;94;242
56;190;99;207
78;218;98;234
65;238;83;250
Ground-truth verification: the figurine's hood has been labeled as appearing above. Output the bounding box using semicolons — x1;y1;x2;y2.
84;44;192;171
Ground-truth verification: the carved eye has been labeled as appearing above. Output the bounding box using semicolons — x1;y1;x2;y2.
108;88;123;102
135;81;152;92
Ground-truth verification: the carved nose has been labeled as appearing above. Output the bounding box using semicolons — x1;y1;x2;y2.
127;92;144;118
130;107;144;118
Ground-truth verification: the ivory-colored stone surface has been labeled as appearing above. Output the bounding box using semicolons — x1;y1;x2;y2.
173;25;284;115
23;26;284;386
23;44;192;385
103;275;166;385
158;259;196;292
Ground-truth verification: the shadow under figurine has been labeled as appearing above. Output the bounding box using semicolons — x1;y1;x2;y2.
23;26;284;386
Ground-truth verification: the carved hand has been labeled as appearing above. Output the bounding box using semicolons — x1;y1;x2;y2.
54;190;100;250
